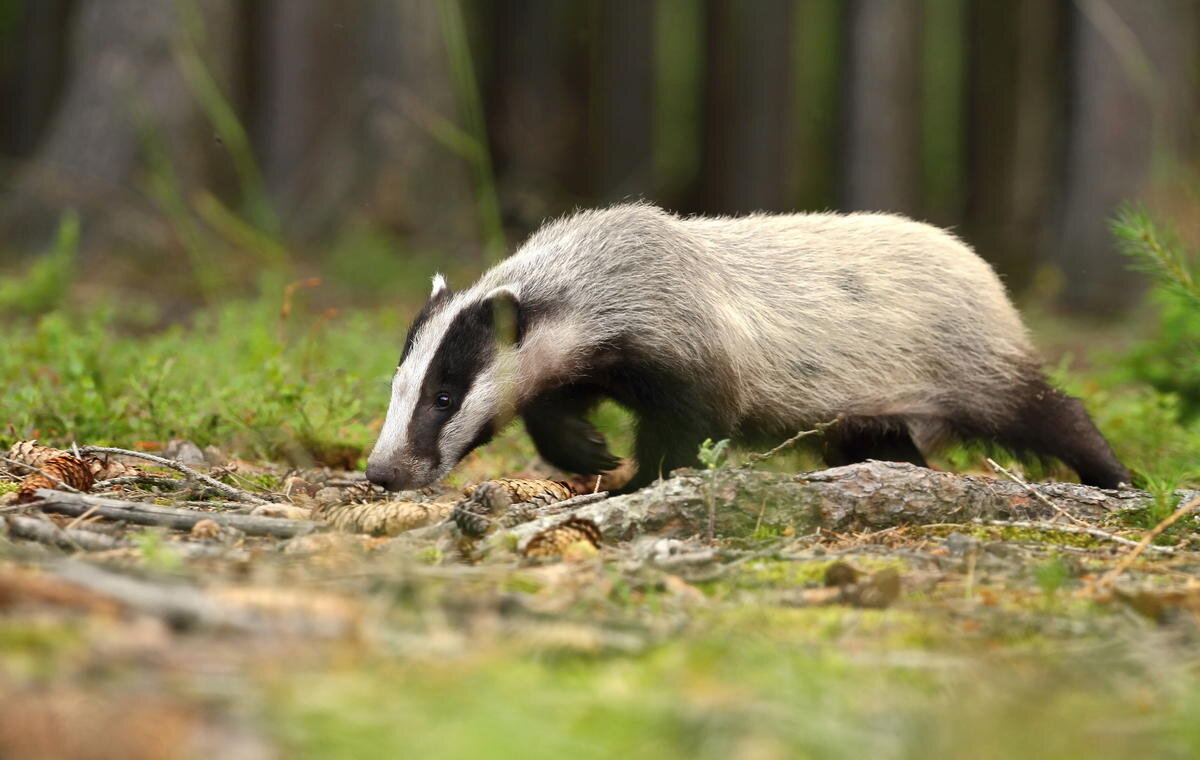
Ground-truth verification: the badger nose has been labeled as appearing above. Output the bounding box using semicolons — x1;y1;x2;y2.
365;463;405;491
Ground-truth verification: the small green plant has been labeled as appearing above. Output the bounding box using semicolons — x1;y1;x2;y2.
698;438;732;542
697;438;731;471
131;529;183;572
1110;205;1200;419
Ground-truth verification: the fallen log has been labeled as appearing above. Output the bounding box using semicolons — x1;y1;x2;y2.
28;490;324;538
5;514;128;552
497;461;1199;546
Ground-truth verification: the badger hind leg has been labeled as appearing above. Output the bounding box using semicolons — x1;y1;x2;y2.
985;381;1130;489
523;386;622;475
822;418;928;469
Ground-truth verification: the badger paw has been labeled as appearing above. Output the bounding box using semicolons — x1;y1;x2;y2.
523;412;621;475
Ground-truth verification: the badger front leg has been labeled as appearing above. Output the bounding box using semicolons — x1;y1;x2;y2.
619;409;712;494
522;386;622;475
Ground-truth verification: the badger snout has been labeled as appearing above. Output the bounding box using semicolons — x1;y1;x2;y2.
364;462;404;491
365;454;439;492
366;460;425;492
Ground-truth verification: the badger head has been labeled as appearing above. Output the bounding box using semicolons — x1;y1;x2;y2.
365;275;523;491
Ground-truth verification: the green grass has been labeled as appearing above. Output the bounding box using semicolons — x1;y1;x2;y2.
0;296;401;465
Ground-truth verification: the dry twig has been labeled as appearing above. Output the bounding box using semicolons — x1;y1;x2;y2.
1091;494;1200;591
742;417;841;468
971;519;1171;553
986;457;1089;527
78;446;269;504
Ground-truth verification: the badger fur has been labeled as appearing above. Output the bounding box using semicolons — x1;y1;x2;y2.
366;203;1129;493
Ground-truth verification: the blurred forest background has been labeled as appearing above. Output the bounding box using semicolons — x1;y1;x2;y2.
0;0;1197;315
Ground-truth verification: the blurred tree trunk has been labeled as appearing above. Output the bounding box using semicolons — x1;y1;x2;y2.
792;0;843;212
593;0;654;203
265;0;480;255
251;0;353;227
482;0;589;234
0;0;237;253
964;0;1065;292
1054;0;1199;313
700;0;796;214
839;0;921;214
0;0;74;162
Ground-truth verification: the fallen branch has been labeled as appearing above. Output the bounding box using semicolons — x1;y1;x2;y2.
78;446;270;504
29;490;323;538
51;560;258;630
494;461;1200;546
5;514;127;552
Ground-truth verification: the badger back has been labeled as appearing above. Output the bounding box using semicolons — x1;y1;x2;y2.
673;211;1039;427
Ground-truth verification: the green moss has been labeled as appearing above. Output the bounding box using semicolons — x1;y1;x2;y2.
913;523;1105;549
0;481;19;495
501;572;544;595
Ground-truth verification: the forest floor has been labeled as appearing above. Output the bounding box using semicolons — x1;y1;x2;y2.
1;291;1198;759
3;443;1200;760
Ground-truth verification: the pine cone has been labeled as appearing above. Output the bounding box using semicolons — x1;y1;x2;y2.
83;456;141;481
323;500;454;536
342;481;380;503
462;478;575;507
5;441;65;472
452;481;512;537
523;517;603;559
15;455;95;503
6;441;139;481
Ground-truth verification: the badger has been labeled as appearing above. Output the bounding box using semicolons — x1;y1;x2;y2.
365;203;1129;494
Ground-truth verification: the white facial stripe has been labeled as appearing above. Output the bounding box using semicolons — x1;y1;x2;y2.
368;302;459;468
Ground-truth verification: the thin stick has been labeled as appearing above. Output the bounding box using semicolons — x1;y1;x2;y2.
743;417;841;468
64;503;101;531
975;519;1170;553
986;458;1089;527
93;475;191;490
78;446;269;504
1092;494;1200;591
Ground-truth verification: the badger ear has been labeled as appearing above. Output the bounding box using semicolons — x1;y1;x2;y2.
483;285;524;345
430;273;450;300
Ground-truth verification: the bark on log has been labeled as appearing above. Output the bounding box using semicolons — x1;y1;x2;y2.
31;490;324;538
495;461;1197;547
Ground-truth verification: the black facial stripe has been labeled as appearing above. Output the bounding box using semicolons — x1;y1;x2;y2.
400;285;452;364
406;298;501;464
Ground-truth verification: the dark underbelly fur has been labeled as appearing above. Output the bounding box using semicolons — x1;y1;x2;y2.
520;360;1130;494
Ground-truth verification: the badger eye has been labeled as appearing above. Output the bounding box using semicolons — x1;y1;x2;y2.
434;392;452;411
